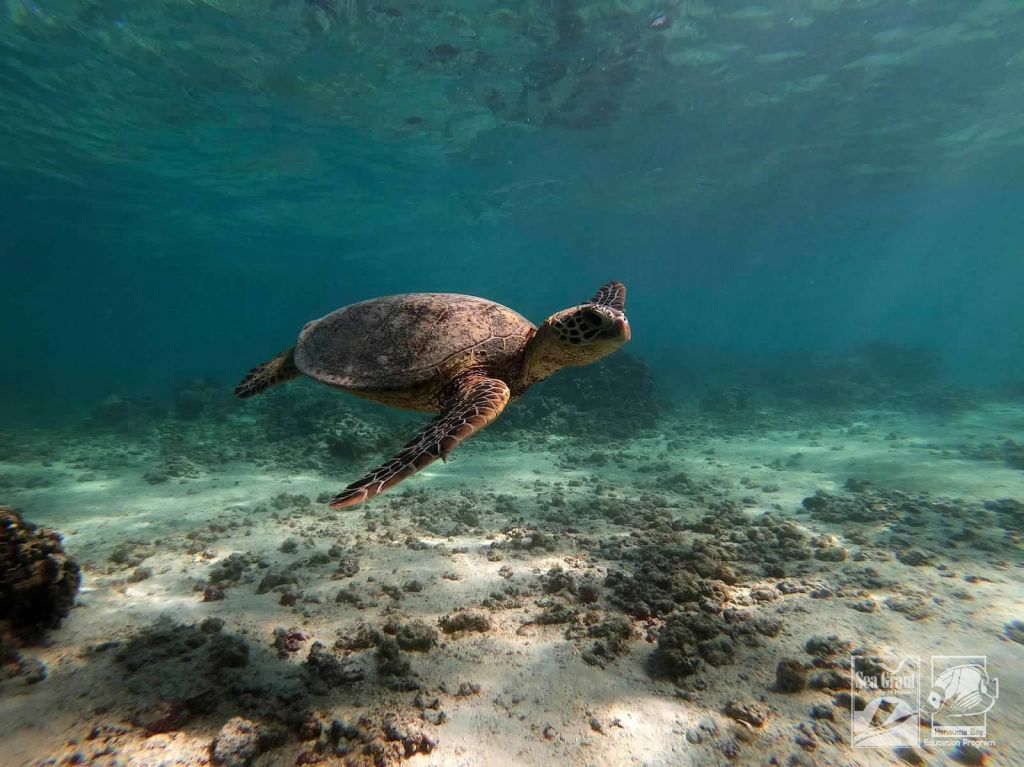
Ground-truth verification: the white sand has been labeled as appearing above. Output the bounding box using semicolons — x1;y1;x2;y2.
1;402;1022;766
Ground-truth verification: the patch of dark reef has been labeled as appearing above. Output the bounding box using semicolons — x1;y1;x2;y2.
0;506;80;688
36;617;443;766
63;380;416;480
960;438;1024;473
679;340;982;420
588;477;1024;687
0;506;79;643
497;351;663;441
593;501;819;683
804;482;1023;564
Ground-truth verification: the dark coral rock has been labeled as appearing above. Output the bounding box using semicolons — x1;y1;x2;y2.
279;590;298;607
589;615;634;656
605;561;703;619
333;557;361;578
19;656;46;684
985;498;1023;515
208;553;254;586
382;714;435;757
811;669;850;691
127;566;153;583
257;569;298;594
897;548;934;567
272;627;307;656
337;623;383;651
375;638;412;677
699;635;735;666
454;681;481;697
577;579;601;604
1;633;22;677
395;621;437;652
0;507;81;643
724;699;770;728
805;635;852;658
201;617;224;633
536;603;577;625
775;659;808;693
540;566;576;595
208;634;250;668
133;700;190;734
108;539;156;568
953;743;994;765
203;585;226;602
211;716;262;767
648;612;723;680
305;641;365;686
334;586;366;608
439;611;491;634
1005;620;1024;645
114;618;310;729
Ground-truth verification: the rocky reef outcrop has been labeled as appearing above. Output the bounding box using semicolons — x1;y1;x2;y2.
0;506;80;644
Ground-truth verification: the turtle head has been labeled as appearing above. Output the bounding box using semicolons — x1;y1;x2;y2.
528;282;630;375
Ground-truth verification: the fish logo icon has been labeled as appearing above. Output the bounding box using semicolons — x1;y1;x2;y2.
928;657;999;739
929;665;999;716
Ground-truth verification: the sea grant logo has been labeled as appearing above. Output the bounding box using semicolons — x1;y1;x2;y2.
925;656;998;745
851;655;921;748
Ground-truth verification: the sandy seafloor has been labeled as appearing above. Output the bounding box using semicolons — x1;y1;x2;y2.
1;395;1022;767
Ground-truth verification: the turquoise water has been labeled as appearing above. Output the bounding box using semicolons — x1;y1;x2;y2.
2;1;1023;421
2;3;1024;767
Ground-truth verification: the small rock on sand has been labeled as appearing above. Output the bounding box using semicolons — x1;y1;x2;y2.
211;717;261;767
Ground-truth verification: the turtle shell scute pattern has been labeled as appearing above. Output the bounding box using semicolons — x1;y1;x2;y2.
294;293;534;391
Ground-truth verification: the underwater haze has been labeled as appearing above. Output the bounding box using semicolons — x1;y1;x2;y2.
1;2;1024;767
2;0;1024;419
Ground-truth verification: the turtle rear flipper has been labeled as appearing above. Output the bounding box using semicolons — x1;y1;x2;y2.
329;374;510;509
234;348;300;398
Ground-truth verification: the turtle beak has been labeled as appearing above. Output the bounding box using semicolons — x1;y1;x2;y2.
617;316;631;343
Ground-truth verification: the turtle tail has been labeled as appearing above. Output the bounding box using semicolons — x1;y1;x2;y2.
234;348;300;399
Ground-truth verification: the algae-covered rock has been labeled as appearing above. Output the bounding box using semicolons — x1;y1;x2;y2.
211;717;262;767
775;658;807;693
439;611;491;634
395;621;437;652
305;641;365;687
648;612;726;680
0;506;80;643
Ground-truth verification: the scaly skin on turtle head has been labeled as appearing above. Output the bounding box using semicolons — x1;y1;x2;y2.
520;283;630;383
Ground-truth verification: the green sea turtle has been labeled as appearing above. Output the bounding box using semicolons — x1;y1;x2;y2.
235;282;630;508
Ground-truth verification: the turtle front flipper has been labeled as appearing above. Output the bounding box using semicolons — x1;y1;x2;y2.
329;374;511;509
589;281;626;311
234;348;300;398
